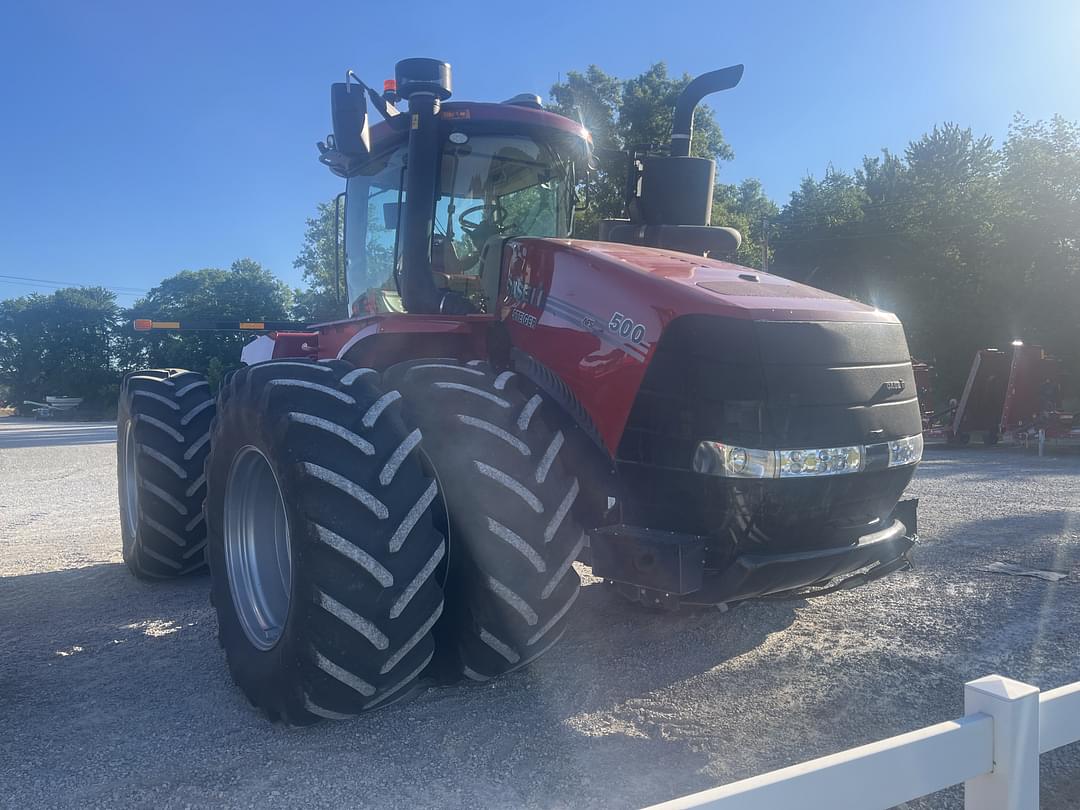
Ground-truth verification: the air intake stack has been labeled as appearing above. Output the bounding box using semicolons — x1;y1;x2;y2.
603;64;745;257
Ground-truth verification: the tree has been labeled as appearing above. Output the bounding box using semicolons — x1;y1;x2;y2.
998;115;1080;384
771;167;870;295
548;63;737;240
768;118;1080;401
121;259;295;388
293;198;345;322
712;178;779;268
548;65;626;236
0;287;121;410
886;125;1004;385
770;127;1008;390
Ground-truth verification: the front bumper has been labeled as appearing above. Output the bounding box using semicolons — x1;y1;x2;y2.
590;499;918;609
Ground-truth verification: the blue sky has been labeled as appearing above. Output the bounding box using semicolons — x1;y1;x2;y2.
1;0;1077;303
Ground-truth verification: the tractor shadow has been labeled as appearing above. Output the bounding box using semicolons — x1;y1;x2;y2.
0;560;799;719
363;577;804;806
548;572;803;710
0;562;219;715
0;562;800;809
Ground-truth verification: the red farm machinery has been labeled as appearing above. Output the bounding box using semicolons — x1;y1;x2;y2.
934;343;1079;450
117;58;923;723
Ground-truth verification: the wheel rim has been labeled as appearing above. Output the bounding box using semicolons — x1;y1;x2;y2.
224;445;293;651
121;420;139;539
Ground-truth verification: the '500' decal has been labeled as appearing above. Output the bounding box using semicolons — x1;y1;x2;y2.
608;312;647;344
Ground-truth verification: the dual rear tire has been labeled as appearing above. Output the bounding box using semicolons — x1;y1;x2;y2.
117;369;215;578
119;357;589;723
205;360;446;723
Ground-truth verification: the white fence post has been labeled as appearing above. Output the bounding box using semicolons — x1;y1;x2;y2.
964;675;1040;810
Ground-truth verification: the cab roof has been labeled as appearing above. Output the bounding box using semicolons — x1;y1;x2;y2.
368;101;592;152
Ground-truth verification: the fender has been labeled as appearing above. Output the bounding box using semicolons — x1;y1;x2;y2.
509;347;607;453
319;313;493;369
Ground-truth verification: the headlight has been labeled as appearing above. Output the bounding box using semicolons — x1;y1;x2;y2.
693;442;776;478
887;434;923;467
694;434;922;479
778;445;863;477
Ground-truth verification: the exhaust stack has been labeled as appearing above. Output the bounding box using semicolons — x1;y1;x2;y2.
670;65;744;157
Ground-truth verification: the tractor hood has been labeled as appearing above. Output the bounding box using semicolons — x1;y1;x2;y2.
558;240;895;324
501;237;917;454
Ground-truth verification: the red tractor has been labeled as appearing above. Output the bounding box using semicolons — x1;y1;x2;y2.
117;58;922;724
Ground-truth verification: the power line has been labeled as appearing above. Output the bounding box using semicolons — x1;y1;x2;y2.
0;273;147;293
0;279;144;298
0;274;147;297
771;220;995;246
772;205;997;231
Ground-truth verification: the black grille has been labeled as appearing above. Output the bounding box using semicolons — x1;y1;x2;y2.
615;314;921;554
617;315;921;465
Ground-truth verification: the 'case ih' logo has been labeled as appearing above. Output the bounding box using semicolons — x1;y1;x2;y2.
507;277;546;310
882;380;906;393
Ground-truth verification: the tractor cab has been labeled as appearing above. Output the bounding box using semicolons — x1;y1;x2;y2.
318;59;591;318
342;114;588;317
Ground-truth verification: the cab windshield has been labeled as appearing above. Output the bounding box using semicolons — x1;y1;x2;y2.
344;131;583;316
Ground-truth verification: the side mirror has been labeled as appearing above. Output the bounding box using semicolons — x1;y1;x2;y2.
331;82;370;157
382;201;403;229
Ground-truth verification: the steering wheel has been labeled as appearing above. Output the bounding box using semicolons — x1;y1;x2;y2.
458;203;510;250
458;203;508;233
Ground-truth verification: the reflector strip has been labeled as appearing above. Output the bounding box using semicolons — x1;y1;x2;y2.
130;319;307;332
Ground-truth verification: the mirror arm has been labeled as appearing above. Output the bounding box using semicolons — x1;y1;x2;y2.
347;69;406;127
366;86;405;126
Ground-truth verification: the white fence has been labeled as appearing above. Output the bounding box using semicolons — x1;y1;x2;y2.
646;674;1080;810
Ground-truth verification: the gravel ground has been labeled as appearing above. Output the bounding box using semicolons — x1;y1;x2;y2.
2;417;1080;809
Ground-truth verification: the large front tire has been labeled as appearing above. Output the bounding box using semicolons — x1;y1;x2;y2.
205;359;446;724
386;360;587;682
117;369;214;579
